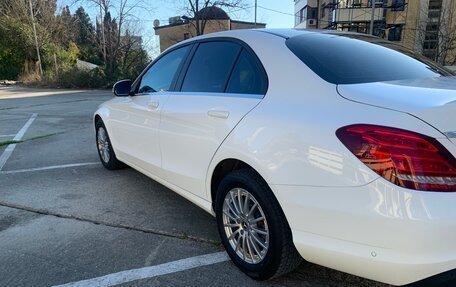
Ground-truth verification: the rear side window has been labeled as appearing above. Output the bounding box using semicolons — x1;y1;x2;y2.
226;50;267;95
286;33;452;85
181;41;241;93
139;45;189;93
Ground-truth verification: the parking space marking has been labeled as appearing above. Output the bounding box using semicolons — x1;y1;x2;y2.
0;162;100;174
52;251;229;287
0;113;38;170
0;134;15;138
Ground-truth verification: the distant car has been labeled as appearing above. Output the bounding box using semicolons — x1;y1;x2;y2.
94;29;456;286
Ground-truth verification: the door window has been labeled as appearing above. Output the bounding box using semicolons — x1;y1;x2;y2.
226;49;267;95
138;45;190;93
181;41;241;93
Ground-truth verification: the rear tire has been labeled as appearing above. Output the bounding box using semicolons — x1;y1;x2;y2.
215;168;302;280
95;119;125;170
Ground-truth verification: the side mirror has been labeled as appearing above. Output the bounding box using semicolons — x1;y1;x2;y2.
112;79;132;97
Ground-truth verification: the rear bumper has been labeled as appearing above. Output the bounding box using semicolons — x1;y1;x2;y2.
271;179;456;286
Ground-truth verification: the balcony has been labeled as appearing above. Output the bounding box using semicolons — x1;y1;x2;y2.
335;7;384;23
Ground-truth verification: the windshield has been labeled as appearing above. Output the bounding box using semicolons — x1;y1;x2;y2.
286;33;454;85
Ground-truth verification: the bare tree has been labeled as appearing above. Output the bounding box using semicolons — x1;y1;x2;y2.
83;0;151;77
436;1;456;65
404;0;456;65
163;17;228;49
182;0;246;36
156;0;246;50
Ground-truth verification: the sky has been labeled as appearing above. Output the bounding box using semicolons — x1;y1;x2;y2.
58;0;295;57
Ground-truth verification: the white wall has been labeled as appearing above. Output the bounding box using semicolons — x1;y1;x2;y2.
294;0;308;28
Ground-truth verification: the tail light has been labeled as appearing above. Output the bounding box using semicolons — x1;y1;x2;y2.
336;124;456;192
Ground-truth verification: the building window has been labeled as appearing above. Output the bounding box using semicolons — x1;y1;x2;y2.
368;0;382;7
388;25;402;41
295;8;306;25
423;0;442;61
391;0;405;11
428;0;443;10
352;0;362;7
307;7;318;19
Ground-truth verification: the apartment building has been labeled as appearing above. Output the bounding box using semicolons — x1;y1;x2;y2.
294;0;456;65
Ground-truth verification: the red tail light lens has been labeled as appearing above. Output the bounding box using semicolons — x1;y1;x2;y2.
336;124;456;192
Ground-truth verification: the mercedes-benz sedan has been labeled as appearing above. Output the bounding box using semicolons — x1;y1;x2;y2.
94;29;456;286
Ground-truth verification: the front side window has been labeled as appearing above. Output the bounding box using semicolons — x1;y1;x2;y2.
181;41;241;93
138;45;190;93
226;50;266;95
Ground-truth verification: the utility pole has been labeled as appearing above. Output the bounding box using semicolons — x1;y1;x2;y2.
99;5;107;63
197;0;200;34
28;0;43;77
369;1;376;35
254;0;257;27
53;53;58;77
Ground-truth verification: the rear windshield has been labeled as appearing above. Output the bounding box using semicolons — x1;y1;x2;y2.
286;33;453;85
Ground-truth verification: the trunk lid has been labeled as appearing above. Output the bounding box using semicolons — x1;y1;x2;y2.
337;76;456;143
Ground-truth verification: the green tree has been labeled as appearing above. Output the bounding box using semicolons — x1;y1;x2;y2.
97;11;120;79
58;6;77;47
74;7;95;46
0;17;29;79
73;7;101;64
0;0;71;80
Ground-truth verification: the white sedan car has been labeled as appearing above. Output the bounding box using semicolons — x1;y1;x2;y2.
94;29;456;286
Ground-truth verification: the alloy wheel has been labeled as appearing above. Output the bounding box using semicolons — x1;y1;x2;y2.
97;127;110;163
222;187;269;264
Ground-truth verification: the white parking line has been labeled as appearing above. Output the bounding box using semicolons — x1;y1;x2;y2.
52;251;229;287
0;162;100;174
0;134;15;138
0;113;38;170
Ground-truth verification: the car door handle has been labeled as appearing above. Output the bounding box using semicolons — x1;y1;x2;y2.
148;101;159;110
207;109;229;119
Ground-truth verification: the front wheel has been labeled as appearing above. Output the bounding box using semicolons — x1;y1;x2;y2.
215;169;302;280
95;119;125;170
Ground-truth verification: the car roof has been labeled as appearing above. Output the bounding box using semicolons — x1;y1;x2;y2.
256;28;378;40
165;28;379;55
176;28;377;45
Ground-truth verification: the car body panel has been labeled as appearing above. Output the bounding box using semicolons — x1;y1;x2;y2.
104;93;170;177
338;77;456;138
159;92;261;199
271;176;456;285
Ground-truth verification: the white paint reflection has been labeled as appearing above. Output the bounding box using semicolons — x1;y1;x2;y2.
355;166;375;184
370;179;432;220
308;146;343;175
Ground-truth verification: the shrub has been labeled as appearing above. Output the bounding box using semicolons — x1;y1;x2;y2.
54;67;111;89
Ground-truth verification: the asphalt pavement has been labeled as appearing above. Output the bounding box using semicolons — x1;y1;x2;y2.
0;86;388;287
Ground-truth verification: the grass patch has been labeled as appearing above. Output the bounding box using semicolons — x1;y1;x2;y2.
27;132;63;141
0;132;64;147
0;140;22;146
180;232;189;239
212;240;223;248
